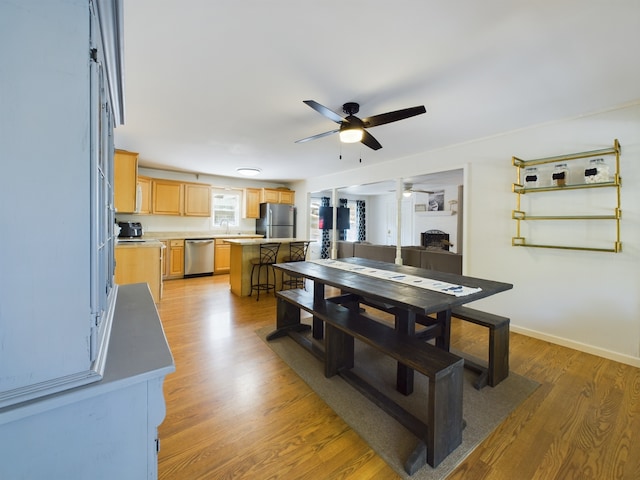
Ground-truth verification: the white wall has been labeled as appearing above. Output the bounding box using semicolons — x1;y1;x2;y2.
292;102;640;365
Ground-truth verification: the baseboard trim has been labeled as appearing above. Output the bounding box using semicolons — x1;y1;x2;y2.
511;325;640;368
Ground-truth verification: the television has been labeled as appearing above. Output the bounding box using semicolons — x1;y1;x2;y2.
318;206;350;230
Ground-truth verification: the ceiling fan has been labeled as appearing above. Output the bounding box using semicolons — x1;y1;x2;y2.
390;183;436;197
295;100;426;150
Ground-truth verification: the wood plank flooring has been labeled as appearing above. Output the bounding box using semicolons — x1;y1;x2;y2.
156;275;640;479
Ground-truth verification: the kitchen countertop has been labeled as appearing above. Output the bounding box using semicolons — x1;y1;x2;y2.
115;239;164;248
139;231;264;241
224;238;313;246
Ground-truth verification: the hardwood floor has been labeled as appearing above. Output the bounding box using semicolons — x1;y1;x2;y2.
156;275;640;479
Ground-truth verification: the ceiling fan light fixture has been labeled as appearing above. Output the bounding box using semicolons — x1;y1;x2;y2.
339;127;363;143
403;190;413;198
236;167;261;176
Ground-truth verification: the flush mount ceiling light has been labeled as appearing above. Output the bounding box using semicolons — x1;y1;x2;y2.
236;167;262;176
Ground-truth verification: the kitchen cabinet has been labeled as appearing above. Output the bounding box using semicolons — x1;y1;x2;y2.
137;175;151;214
152;179;183;215
244;187;261;218
114;243;163;303
167;239;185;278
261;188;295;205
512;139;622;252
152;179;211;216
114;149;138;213
214;238;231;274
184;183;211;216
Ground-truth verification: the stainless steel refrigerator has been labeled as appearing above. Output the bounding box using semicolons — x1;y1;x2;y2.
256;203;296;238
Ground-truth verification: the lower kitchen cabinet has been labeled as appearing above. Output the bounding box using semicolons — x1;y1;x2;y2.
167;239;185;279
214;238;231;274
114;244;163;303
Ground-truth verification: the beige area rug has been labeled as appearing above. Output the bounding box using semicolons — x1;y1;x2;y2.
256;323;539;480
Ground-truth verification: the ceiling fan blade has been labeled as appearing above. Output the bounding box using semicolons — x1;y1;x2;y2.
361;130;382;150
295;129;339;144
303;100;344;124
361;105;426;128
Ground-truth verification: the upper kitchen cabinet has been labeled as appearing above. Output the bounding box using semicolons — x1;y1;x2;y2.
152;179;211;216
152;179;183;215
244;187;261;218
184;183;211;216
137;175;151;214
114;149;138;213
261;187;295;205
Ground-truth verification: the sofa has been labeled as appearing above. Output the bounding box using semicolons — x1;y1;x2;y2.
335;241;462;275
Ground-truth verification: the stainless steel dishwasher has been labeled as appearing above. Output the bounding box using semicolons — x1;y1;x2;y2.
184;238;215;277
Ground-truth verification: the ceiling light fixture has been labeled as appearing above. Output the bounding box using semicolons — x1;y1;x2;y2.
236;167;261;177
403;190;413;198
339;125;363;143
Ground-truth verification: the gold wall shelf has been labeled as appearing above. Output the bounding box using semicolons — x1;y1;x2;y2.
512;139;622;253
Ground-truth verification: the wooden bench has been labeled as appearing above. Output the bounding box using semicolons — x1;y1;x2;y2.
271;288;465;473
449;306;510;389
351;298;510;390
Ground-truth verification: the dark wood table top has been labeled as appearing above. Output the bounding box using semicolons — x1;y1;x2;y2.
274;257;513;315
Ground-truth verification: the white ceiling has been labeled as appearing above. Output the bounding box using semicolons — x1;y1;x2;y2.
114;0;640;187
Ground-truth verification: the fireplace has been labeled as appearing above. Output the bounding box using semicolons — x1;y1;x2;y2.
421;230;451;251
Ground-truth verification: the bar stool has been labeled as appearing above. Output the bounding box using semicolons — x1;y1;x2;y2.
249;242;281;300
281;241;311;290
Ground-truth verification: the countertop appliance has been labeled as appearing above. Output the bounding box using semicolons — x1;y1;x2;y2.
256;203;296;239
117;221;143;238
184;238;214;277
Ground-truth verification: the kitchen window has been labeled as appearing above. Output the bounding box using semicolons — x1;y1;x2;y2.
212;189;242;228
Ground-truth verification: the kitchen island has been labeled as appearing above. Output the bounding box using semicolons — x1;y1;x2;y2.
226;238;313;296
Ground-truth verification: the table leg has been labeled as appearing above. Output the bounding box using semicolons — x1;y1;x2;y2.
435;309;452;350
266;296;311;340
312;281;325;340
395;309;416;395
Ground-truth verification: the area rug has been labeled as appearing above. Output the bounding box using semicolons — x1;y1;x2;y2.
256;323;539;480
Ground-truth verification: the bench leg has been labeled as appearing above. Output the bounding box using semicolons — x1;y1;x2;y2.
489;323;509;387
426;361;464;468
324;323;354;377
266;297;311;340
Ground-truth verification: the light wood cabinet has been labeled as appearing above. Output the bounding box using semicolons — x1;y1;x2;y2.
167;239;185;278
152;179;183;215
151;179;211;216
261;188;280;204
137;175;151;214
184;183;211;216
114;149;138;213
160;240;168;278
244;188;261;218
114;245;163;303
261;188;295;205
214;238;231;274
278;189;295;204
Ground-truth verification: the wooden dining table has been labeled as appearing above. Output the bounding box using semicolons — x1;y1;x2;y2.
268;257;513;395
